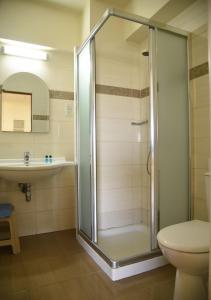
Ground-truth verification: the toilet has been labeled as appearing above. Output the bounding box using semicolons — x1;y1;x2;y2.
157;173;210;300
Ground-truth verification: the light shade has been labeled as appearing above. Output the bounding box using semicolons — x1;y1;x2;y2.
2;45;48;61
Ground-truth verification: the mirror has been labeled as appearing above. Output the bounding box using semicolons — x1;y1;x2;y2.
0;72;49;132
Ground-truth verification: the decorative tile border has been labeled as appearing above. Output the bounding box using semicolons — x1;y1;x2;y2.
140;87;150;98
49;90;74;100
190;62;208;80
96;84;149;98
0;62;208;102
95;62;208;98
96;84;149;99
33;115;49;121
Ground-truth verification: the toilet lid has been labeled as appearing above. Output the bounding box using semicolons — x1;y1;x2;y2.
157;220;210;253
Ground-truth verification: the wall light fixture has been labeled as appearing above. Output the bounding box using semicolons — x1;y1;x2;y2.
2;45;48;61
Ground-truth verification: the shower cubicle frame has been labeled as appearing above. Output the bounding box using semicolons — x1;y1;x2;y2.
75;8;191;271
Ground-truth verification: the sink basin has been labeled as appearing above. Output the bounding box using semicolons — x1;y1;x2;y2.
0;157;74;183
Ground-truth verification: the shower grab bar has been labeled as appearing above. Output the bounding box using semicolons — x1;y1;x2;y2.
131;120;148;126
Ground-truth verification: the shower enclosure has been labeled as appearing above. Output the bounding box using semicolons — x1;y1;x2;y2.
75;9;190;279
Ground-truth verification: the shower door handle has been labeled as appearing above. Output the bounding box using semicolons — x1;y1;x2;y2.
147;149;151;176
131;120;148;126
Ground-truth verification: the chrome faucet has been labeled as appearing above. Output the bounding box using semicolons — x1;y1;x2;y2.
24;152;30;166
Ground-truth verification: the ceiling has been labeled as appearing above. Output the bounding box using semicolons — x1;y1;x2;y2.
39;0;130;11
43;0;86;11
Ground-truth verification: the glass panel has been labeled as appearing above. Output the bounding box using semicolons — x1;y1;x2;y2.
2;72;49;133
156;29;189;229
1;91;32;132
78;42;92;239
95;17;151;261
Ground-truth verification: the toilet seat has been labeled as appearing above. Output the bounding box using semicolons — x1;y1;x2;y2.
157;220;209;253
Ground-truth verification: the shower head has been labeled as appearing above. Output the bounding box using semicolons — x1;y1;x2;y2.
142;50;149;57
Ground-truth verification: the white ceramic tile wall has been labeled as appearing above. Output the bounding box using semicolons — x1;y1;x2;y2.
0;52;75;236
190;26;210;221
190;26;208;68
96;22;210;230
96;93;150;229
95;35;150;230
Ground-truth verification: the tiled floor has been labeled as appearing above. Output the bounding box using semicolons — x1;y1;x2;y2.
0;230;175;300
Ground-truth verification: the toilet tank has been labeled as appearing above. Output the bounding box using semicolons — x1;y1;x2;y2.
204;172;211;220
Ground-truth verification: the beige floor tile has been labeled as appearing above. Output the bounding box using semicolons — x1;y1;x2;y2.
60;272;129;300
0;262;28;293
0;230;175;300
23;258;55;288
61;277;98;300
48;251;101;282
30;283;70;300
7;290;31;300
113;288;151;300
150;279;175;300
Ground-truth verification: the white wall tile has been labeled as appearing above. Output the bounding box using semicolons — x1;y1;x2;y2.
97;142;132;166
53;208;75;230
132;142;148;165
10;191;36;213
97;165;132;190
97;118;132;142
98;208;143;230
190;28;209;221
50;99;74;122
191;75;209;108
96;47;151;229
192;106;210;139
96;94;135;120
98;188;132;212
36;211;55;234
0;143;35;159
17;212;36;236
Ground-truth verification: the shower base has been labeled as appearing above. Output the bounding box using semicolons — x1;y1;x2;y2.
98;224;151;261
77;224;167;281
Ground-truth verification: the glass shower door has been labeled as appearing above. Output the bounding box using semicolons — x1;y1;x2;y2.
77;40;96;241
150;28;190;250
95;17;152;262
156;29;190;230
76;12;190;268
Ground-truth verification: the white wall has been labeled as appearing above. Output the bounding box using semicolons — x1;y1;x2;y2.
123;0;170;40
0;50;74;91
81;0;91;42
0;1;76;236
0;49;75;236
0;0;81;51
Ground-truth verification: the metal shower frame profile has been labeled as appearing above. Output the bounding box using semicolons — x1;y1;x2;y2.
74;8;190;268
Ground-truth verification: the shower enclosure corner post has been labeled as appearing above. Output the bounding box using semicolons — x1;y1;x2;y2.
73;46;80;235
187;34;193;221
149;27;159;251
75;39;97;244
90;38;97;244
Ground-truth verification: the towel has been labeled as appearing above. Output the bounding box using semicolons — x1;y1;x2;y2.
0;203;13;218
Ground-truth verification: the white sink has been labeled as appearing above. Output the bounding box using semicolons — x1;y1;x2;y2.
0;157;74;183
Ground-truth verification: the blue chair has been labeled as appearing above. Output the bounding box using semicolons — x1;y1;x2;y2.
0;203;20;254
